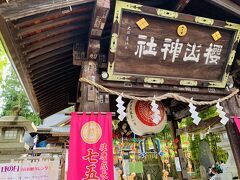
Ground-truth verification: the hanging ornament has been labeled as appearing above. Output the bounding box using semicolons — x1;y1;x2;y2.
147;138;154;152
174;138;179;144
191;134;195;141
189;98;201;125
132;134;136;163
151;99;161;124
139;139;146;158
116;95;126;121
216;102;229;125
156;138;164;156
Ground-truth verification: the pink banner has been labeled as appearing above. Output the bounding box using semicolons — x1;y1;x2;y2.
234;115;240;133
67;112;114;180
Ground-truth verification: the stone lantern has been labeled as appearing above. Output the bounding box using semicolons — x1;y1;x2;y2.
0;115;37;151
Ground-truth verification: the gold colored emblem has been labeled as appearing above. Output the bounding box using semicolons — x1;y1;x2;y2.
136;18;149;30
212;31;222;41
81;121;102;144
177;25;187;36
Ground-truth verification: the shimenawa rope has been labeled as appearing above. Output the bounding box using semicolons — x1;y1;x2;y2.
79;77;239;106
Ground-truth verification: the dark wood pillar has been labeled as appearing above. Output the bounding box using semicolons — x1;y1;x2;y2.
168;116;188;180
78;0;110;112
222;95;240;177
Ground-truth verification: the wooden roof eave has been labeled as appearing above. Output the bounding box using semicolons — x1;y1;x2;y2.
0;16;40;114
205;0;240;17
0;0;96;21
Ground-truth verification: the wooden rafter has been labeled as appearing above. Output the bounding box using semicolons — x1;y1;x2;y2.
0;0;95;20
178;116;220;134
175;0;191;12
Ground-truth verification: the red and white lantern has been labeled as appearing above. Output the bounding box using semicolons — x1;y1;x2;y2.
126;100;167;135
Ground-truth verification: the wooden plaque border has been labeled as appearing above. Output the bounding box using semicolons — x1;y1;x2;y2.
107;1;240;88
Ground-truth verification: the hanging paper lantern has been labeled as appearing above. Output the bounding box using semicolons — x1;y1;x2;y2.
126;100;167;135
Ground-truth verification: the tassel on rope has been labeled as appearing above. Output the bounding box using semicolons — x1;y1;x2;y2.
79;77;239;105
156;138;164;156
139;139;146;158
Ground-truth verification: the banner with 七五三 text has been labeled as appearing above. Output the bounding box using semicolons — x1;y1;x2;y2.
67;112;114;180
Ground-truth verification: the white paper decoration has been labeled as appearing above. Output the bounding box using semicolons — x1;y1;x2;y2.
151;99;161;124
216;102;229;125
191;134;195;141
116;95;126;121
189;98;201;125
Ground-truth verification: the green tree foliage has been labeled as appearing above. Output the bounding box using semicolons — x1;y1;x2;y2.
1;66;41;125
0;41;41;125
179;105;228;174
0;41;8;82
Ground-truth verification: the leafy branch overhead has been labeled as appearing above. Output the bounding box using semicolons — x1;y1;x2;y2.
0;41;41;125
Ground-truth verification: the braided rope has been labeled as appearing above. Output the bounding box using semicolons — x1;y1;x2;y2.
79;77;239;105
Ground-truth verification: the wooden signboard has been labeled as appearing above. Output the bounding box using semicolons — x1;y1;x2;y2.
107;1;240;88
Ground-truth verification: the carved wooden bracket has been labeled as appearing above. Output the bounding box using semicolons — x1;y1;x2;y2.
87;0;110;60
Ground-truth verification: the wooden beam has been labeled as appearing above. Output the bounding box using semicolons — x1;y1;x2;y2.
99;80;234;100
14;5;93;29
39;96;69;108
18;14;91;38
39;97;69;108
222;95;240;177
27;45;72;65
21;24;89;46
23;31;86;54
32;70;78;87
31;65;77;80
175;0;191;12
231;0;240;6
173;105;210;120
35;82;76;98
26;38;81;59
35;82;75;97
30;60;71;77
79;0;110;112
0;17;40;113
205;0;240;17
29;54;72;73
178;117;220;134
40;103;70;117
168;119;184;180
33;73;78;91
0;0;95;20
